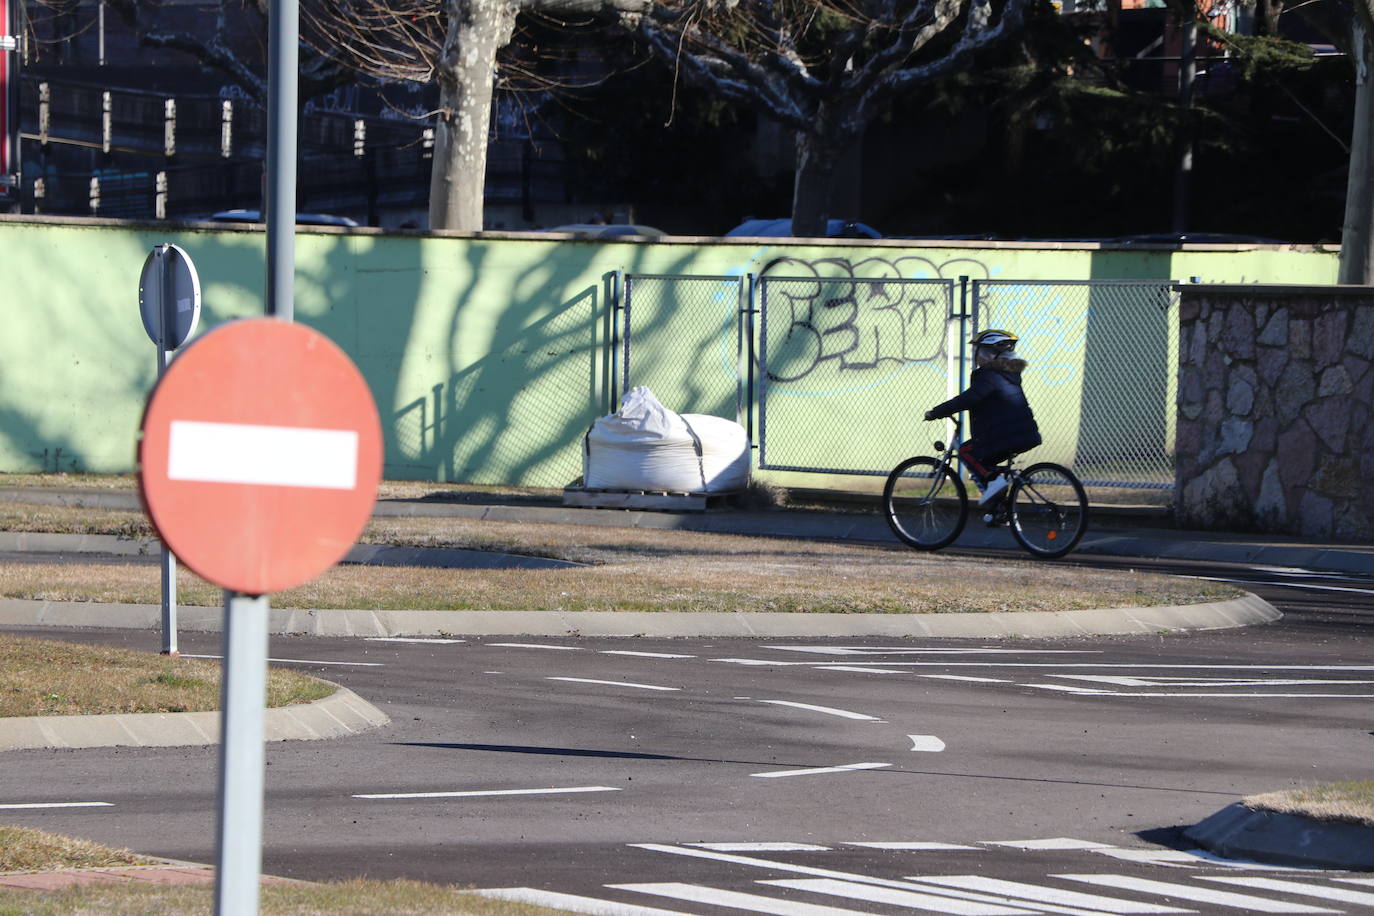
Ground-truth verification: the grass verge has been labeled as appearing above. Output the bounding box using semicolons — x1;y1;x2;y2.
0;826;152;873
1244;781;1374;829
0;635;334;718
0;881;564;915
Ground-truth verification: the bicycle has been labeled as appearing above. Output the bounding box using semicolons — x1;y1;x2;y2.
882;431;1089;559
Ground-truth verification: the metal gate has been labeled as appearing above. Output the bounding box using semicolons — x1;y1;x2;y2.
972;280;1178;489
619;273;750;426
756;276;958;475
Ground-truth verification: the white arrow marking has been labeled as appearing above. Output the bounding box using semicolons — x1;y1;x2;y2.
909;735;946;752
757;700;883;721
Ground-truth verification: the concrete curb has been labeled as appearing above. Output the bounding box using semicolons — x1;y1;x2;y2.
1184;803;1374;870
0;592;1280;638
0;684;390;752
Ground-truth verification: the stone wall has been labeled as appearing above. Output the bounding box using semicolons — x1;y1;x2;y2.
1175;285;1374;540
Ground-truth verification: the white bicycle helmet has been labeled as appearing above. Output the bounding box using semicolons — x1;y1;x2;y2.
969;329;1019;353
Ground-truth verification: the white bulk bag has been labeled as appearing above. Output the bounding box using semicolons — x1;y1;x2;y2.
584;387;750;492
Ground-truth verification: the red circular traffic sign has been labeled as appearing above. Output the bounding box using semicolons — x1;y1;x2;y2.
138;318;382;595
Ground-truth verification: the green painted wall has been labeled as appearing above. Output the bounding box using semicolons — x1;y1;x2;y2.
0;216;1339;487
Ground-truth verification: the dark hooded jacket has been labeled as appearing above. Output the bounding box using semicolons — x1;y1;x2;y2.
928;357;1042;457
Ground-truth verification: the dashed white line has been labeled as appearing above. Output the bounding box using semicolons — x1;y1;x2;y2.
817;666;906;674
354;786;621;800
600;651;695;659
687;843;831;852
752;763;891;779
548;677;680;692
365;637;464;644
757;700;883;721
0;802;113;810
487;643;583;651
1189;575;1374;596
984;838;1115;851
921;675;1012;683
845;842;980;850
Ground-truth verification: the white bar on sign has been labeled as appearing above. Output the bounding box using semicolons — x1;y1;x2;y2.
168;421;358;490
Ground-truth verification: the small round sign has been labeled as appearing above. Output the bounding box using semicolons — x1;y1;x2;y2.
138;318;382;595
139;244;202;350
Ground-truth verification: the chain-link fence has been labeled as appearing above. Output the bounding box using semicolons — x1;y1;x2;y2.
757;276;957;474
620;274;749;425
972;280;1178;489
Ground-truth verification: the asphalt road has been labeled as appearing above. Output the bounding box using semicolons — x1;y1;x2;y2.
3;551;1374;915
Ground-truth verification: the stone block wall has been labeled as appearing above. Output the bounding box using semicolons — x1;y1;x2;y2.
1175;285;1374;540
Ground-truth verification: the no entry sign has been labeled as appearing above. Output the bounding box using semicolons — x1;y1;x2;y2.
138;318;382;595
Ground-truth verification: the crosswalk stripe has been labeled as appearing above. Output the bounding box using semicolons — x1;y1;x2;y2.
760;878;1038;915
626;845;1153;916
1337;878;1374;887
985;839;1116;851
844;842;979;850
907;876;1193;914
471;887;696;915
689;843;831;852
611;881;890;915
1202;876;1374;906
1057;875;1341;912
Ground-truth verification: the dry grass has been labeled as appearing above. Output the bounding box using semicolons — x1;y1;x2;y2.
1245;781;1374;829
0;881;568;915
0;481;1237;615
0;636;334;718
0;826;152;873
0;515;1238;614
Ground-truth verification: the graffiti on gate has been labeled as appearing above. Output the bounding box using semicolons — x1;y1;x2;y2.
757;256;987;385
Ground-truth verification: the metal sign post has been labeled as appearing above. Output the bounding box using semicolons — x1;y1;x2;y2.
1;0;20;211
138;320;380;916
138;244;201;657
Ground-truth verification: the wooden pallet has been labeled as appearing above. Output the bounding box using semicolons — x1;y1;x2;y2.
562;487;742;512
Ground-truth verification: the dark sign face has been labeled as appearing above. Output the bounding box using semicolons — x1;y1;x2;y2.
0;0;15;202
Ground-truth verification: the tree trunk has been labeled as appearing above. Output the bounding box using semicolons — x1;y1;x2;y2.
1340;16;1374;284
428;0;517;231
790;129;846;238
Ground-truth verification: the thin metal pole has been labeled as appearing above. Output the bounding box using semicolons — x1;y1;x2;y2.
155;246;177;657
265;0;297;321
214;591;269;916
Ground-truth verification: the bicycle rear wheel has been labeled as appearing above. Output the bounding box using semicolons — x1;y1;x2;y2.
1008;462;1089;559
883;457;968;551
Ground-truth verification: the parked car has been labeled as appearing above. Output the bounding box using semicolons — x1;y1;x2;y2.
541;223;666;238
725;218;882;239
207;209;360;228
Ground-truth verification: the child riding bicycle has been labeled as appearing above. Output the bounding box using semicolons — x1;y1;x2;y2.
923;329;1042;507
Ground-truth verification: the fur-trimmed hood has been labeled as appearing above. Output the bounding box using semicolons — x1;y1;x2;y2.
985;356;1028;373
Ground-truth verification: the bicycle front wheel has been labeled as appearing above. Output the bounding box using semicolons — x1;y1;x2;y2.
1008;462;1089;559
883;457;968;551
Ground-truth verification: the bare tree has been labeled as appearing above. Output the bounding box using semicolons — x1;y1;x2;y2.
303;0;647;230
631;0;1032;236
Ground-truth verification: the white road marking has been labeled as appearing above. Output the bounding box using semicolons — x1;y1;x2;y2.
354;786;621;800
817;666;906;674
488;643;583;650
985;839;1116;851
627;844;1122;916
1188;574;1374;596
1090;849;1303;869
757;700;883;721
365;637;464;644
908;876;1190;914
921;675;1013;683
1029;686;1374;698
1050;675;1374;688
0;802;113;810
613;882;880;916
845;842;979;850
761;647;1097;656
1203;876;1374;905
182;654;384;667
688;843;831;852
600;651;696;659
548;677;680;692
761;878;1037;915
1250;567;1349;578
1338;878;1374;886
714;659;1374;671
909;735;947;752
168;420;358;489
752;763;891;779
472;887;696;915
1058;875;1339;911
